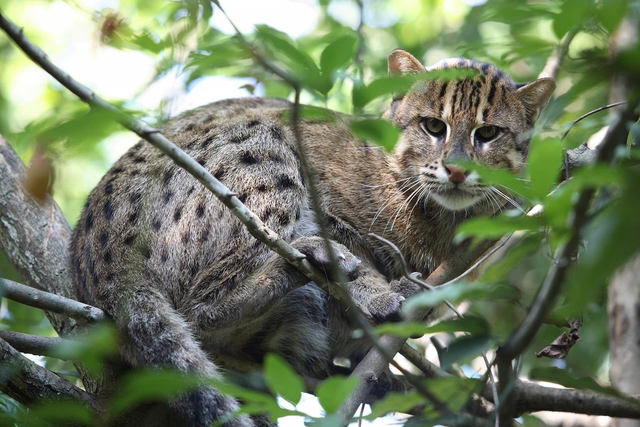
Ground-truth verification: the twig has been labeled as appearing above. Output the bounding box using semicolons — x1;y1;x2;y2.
562;101;628;140
538;28;577;80
1;279;105;323
0;338;103;417
0;330;67;359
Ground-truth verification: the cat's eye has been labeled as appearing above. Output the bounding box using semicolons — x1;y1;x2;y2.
475;125;501;144
420;118;446;137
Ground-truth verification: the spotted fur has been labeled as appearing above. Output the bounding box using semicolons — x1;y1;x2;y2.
70;52;555;426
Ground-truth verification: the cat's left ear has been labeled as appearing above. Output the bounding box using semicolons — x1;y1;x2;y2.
388;49;425;75
516;77;556;123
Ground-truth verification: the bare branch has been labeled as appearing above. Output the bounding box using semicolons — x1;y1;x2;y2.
1;279;105;323
0;330;66;359
0;338;103;417
538;28;577;80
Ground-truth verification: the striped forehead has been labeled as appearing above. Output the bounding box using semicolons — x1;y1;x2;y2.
426;59;516;123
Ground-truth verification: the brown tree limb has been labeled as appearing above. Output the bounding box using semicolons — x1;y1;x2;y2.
0;338;102;417
1;279;105;324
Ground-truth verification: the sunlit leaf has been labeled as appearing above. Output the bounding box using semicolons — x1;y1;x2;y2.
526;138;563;201
438;335;494;370
403;282;519;312
320;34;357;77
316;376;358;414
376;316;490;337
350;119;400;151
263;354;304;405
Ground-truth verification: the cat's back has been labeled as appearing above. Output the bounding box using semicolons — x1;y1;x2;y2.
70;97;310;312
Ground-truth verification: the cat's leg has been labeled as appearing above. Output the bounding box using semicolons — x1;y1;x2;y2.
114;287;253;427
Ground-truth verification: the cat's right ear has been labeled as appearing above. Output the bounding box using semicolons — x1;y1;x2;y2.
388;50;425;75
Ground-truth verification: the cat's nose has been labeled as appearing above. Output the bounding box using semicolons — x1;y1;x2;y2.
444;164;467;183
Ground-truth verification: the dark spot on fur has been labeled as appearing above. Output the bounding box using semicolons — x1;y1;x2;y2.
85;212;94;232
196;203;205;218
104;251;112;264
133;156;146;164
142;247;152;259
111;167;124;175
261;208;274;222
182;232;190;244
161;250;168;263
130;192;141;204
294;209;301;221
277;211;291;226
438;82;448;98
230;133;250;144
106;273;115;282
129;212;138;225
269;126;284;141
92;273;99;286
213;168;225;180
104;201;114;220
104;178;115;195
201;226;210;242
153;219;161;231
257;184;268;192
174;206;183;222
163;191;173;204
124;234;136;246
187;186;195;196
130;170;140;177
269;154;284;163
99;232;108;249
197;158;206;166
240;152;261;165
163;169;174;185
184;123;195;132
426;173;436;178
276;175;296;190
238;194;247;203
247;120;261;128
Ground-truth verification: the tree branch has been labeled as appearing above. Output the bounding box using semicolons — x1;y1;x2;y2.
0;330;67;359
0;338;102;416
1;279;105;324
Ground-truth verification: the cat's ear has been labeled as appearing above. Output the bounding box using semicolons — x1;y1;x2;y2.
388;49;425;75
516;77;556;123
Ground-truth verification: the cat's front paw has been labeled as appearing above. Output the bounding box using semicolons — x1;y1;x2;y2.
390;273;423;298
292;236;360;282
366;291;407;322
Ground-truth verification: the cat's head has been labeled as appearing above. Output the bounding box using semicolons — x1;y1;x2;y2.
385;50;555;211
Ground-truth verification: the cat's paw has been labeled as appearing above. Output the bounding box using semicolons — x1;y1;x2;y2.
390;273;424;298
293;236;360;282
366;291;406;322
172;388;254;427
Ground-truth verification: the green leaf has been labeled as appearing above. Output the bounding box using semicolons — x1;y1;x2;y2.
320;34;357;77
350;119;400;151
403;282;519;312
438;335;494;370
526;138;563;201
597;0;629;32
365;391;426;420
529;367;623;396
465;161;531;201
109;371;202;417
352;76;417;109
32;401;94;426
424;377;482;412
263;354;305;405
552;0;594;38
376;316;490;337
316;376;358;413
455;214;539;242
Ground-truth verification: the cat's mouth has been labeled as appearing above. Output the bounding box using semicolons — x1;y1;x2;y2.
431;186;484;211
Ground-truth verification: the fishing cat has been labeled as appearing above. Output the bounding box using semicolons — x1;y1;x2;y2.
70;49;555;426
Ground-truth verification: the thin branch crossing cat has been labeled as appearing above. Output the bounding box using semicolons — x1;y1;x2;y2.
70;50;555;426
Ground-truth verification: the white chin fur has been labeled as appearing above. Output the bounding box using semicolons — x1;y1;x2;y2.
431;193;481;211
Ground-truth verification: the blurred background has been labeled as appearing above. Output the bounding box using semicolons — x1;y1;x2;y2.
0;0;634;425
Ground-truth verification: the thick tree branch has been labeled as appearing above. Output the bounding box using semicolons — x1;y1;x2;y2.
1;279;105;323
0;338;102;417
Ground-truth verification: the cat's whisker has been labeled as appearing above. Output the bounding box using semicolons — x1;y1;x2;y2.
490;186;525;213
370;179;421;231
